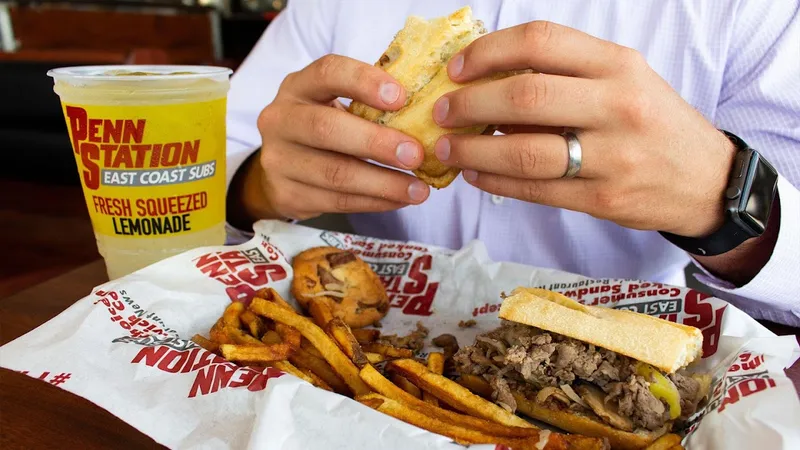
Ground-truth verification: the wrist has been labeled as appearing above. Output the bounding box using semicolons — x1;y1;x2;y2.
675;130;738;238
226;149;281;230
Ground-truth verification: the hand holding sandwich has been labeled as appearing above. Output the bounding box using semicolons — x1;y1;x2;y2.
435;21;737;240
232;55;430;223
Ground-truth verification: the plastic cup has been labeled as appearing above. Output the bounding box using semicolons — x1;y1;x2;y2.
48;65;233;279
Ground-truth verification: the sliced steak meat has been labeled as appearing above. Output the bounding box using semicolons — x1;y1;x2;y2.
378;322;429;352
453;321;679;432
490;376;517;413
606;375;669;431
670;370;703;418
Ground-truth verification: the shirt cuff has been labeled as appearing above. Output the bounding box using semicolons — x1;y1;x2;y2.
690;176;800;326
224;138;260;243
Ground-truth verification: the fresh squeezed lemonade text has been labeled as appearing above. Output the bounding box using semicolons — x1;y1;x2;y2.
51;68;231;278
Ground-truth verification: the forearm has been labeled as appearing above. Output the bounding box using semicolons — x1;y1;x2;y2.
226;149;281;231
694;194;781;286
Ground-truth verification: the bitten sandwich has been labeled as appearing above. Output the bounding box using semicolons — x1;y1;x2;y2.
348;6;521;189
454;288;712;450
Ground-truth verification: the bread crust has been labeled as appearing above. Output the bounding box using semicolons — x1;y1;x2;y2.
499;288;704;374
348;7;519;189
513;398;669;450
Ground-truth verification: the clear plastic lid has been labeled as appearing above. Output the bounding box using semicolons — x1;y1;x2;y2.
47;65;233;83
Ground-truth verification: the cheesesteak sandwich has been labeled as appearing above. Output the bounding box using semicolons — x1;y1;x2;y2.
348;6;525;189
454;288;712;450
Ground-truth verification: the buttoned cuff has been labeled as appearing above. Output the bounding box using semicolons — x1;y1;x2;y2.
690;176;800;326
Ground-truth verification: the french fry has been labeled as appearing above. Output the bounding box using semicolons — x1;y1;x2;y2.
356;394;605;450
191;334;220;354
365;352;385;365
308;299;334;328
262;330;282;345
250;297;371;396
456;374;494;398
644;434;683;450
220;343;294;363
209;318;232;344
351;328;380;344
240;310;267;338
326;318;368;367
275;323;302;349
360;364;538;439
256;287;298;312
362;343;414;359
222;302;245;328
298;367;333;392
388;359;532;428
264;326;350;394
301;338;324;359
423;352;445;405
290;347;351;395
268;360;330;390
226;326;266;345
391;374;423;399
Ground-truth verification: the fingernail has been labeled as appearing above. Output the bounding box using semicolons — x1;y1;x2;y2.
433;97;450;124
463;170;478;183
449;54;464;77
435;137;450;162
396;141;419;167
380;82;400;104
408;180;428;203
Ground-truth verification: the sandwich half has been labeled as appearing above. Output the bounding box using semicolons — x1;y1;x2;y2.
453;288;712;450
348;6;519;189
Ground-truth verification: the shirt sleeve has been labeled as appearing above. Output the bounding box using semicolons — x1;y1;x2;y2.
692;0;800;326
224;0;335;243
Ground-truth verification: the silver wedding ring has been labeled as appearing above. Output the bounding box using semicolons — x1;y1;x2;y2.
561;131;583;178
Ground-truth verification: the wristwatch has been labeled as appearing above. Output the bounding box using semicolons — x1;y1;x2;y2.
659;130;779;256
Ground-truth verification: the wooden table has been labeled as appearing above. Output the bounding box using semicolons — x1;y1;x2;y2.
1;259;798;449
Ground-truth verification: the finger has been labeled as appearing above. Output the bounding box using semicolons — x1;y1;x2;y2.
436;133;598;180
433;73;606;129
277;179;408;220
463;171;592;212
448;21;625;81
282;144;430;205
280;104;424;170
287;54;407;110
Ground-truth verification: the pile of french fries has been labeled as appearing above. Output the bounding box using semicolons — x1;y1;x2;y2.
192;288;682;450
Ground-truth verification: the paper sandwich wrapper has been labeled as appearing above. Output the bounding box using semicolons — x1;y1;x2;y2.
1;220;799;450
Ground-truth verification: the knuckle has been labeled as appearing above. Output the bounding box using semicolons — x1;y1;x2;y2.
523;21;556;53
365;129;391;155
509;138;539;178
278;71;298;93
323;159;354;190
256;106;278;134
593;186;622;211
617;46;646;73
616;87;652;126
524;181;546;203
334;193;354;212
509;74;551;112
308;109;336;141
315;54;340;80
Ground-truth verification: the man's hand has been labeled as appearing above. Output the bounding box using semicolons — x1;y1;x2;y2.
233;55;430;225
432;21;736;238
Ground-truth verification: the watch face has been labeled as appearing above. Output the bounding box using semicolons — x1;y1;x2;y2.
741;153;778;233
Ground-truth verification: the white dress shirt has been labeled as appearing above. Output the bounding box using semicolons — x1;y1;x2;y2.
225;0;800;326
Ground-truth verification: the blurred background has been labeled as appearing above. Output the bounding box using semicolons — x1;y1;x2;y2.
0;0;297;294
0;0;286;183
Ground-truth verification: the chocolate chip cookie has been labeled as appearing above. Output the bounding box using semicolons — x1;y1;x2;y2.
291;247;389;328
